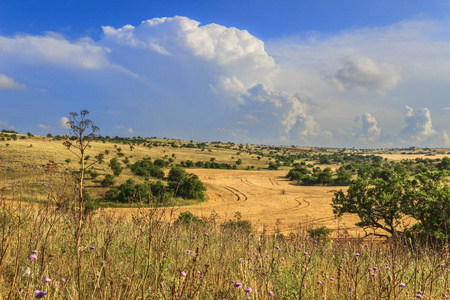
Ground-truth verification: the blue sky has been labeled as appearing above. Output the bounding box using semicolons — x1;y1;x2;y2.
1;0;450;147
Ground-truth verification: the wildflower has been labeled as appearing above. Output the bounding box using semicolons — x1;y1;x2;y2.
51;284;59;290
247;297;252;300
317;281;323;285
372;267;378;271
29;255;38;261
43;278;52;283
234;282;243;288
349;287;354;292
268;291;275;297
371;273;377;278
31;250;38;254
415;295;423;299
245;287;253;293
275;246;280;250
303;252;309;256
355;253;361;257
180;271;187;277
186;250;192;254
329;277;335;281
90;246;96;250
60;278;66;283
399;283;406;288
35;290;47;298
204;232;209;236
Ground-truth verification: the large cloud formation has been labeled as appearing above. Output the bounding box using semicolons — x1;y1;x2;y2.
1;16;450;147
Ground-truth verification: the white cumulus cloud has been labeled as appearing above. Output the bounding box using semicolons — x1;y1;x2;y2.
0;33;112;70
102;16;275;68
39;124;50;129
327;56;401;95
59;117;71;129
354;113;381;142
401;106;435;142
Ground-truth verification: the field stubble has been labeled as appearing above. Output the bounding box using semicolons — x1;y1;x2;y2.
107;169;363;237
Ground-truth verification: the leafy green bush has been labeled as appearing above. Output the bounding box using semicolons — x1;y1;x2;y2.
167;167;206;201
130;158;164;179
307;226;332;239
101;174;115;187
175;211;205;225
109;157;123;176
116;178;149;203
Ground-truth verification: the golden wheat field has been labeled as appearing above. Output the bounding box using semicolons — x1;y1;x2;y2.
108;169;364;236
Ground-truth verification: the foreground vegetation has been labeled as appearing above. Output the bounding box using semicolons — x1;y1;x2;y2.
1;202;449;299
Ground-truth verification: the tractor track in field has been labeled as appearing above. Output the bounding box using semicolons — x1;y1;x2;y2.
223;186;248;201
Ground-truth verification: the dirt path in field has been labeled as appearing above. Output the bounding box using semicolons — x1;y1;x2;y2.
106;169;364;236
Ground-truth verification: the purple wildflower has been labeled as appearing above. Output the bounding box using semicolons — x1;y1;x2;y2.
355;253;361;257
245;287;253;293
186;250;192;254
275;246;280;250
234;282;243;288
317;281;323;285
349;287;354;292
268;291;275;297
180;271;187;277
29;255;38;261
90;246;96;250
60;278;66;283
43;278;52;283
399;283;406;288
371;273;377;278
35;290;47;298
31;250;38;254
415;295;423;299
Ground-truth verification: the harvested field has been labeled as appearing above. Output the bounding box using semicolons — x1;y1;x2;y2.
106;169;364;236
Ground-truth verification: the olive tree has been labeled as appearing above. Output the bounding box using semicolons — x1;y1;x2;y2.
332;170;410;238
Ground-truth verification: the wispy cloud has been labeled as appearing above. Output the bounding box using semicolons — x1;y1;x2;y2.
0;74;25;89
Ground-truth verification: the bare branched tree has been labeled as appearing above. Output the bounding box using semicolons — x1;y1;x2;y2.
63;110;100;211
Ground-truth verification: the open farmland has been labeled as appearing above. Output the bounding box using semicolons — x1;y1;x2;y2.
1;133;448;237
109;169;362;235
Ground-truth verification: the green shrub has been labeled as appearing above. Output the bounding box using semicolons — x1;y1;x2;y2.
101;174;115;187
307;226;332;239
221;219;252;234
176;211;204;225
